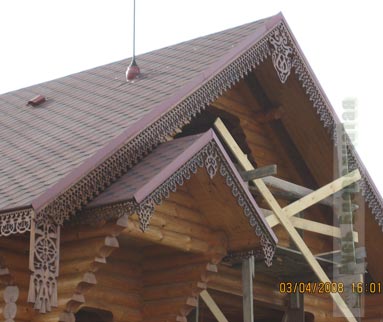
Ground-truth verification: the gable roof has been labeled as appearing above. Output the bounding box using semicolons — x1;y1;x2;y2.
0;13;382;233
0;17;268;214
80;129;278;265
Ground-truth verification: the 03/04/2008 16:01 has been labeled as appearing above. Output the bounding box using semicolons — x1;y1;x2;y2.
279;282;382;294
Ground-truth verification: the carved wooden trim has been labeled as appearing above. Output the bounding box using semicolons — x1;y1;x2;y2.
0;20;379;320
0;256;19;322
269;26;293;83
28;217;60;313
0;19;380;234
271;21;383;229
80;140;276;266
0;208;32;236
3;285;19;322
34;26;272;227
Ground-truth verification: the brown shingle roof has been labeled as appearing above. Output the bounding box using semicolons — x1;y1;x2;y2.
0;19;266;212
85;134;204;208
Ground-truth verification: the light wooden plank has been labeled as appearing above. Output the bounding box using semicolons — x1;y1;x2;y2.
261;208;358;242
254;177;357;322
282;169;361;218
215;117;359;241
214;119;253;170
239;165;277;181
262;175;333;206
200;290;229;322
214;118;358;322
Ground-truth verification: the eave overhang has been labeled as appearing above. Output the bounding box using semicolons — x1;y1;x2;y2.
80;129;278;266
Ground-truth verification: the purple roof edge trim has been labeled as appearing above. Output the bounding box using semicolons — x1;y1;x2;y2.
132;128;278;245
210;130;279;244
280;15;383;204
133;131;214;203
31;13;283;212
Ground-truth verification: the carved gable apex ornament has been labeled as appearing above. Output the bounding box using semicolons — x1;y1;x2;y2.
269;27;293;83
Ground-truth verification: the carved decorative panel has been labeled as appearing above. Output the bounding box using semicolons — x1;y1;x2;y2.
28;218;60;313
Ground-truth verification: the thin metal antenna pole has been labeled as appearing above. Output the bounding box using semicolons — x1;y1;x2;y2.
126;0;140;81
133;0;136;59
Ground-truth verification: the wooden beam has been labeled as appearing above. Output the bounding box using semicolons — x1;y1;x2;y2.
251;176;333;207
261;208;359;242
200;290;229;322
214;118;358;322
239;165;277;181
144;296;197;316
143;281;206;301
60;236;119;261
258;170;361;228
242;256;254;322
144;263;217;286
253;106;283;123
254;176;358;322
208;265;287;308
282;169;361;218
121;220;210;254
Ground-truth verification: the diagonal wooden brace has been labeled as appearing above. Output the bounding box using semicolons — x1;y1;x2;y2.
263;170;361;227
262;208;359;242
214;118;359;322
200;290;229;322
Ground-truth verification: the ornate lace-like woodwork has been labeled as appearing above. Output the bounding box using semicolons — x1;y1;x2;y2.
28;218;60;313
81;141;276;266
1;20;375;231
3;286;19;322
269;27;293;83
35;30;272;227
0;19;379;321
74;201;135;226
271;22;383;228
0;19;381;235
0;209;32;236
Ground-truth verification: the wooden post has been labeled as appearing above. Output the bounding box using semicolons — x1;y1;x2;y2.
333;123;362;320
282;292;304;322
187;297;199;322
242;256;254;322
239;165;277;181
285;213;305;322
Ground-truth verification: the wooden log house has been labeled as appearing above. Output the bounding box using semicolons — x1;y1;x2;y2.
0;12;382;322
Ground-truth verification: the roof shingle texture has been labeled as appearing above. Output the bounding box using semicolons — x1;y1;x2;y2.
86;134;202;208
0;20;265;211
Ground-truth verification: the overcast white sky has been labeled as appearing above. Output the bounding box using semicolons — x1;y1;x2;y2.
0;0;382;194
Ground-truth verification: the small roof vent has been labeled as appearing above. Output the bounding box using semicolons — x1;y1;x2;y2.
27;95;46;107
